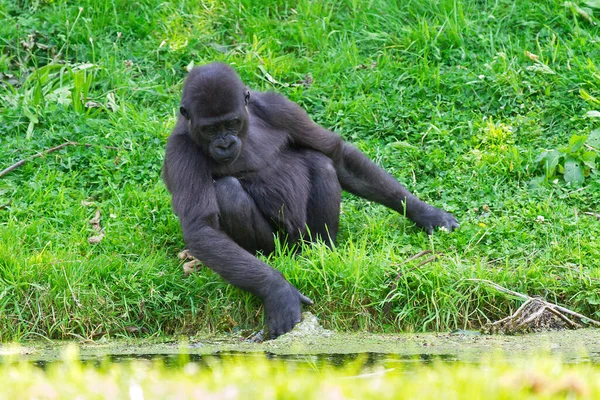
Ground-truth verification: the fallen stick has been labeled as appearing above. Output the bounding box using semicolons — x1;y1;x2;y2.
0;141;119;178
512;304;548;331
544;305;582;329
584;212;600;220
394;250;432;266
468;278;600;327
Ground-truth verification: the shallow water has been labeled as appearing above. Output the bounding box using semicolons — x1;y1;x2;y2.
23;351;458;370
3;328;600;367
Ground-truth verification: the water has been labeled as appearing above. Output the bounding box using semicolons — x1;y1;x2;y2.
26;351;458;370
4;327;600;367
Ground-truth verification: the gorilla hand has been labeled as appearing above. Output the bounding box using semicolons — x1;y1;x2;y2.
263;281;313;339
409;202;459;235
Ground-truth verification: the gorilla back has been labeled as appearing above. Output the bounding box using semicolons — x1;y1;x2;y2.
162;62;458;338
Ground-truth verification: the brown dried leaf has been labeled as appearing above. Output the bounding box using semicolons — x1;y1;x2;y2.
88;209;104;244
183;260;202;276
524;50;539;61
88;232;105;244
89;209;101;226
292;73;313;88
178;249;193;260
84;101;102;109
355;62;378;70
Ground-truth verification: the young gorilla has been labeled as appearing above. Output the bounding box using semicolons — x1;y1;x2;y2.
163;63;459;338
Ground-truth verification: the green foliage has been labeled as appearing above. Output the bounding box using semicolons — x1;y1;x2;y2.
534;130;599;185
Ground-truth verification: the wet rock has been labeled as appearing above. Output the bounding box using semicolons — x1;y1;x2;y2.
275;312;333;342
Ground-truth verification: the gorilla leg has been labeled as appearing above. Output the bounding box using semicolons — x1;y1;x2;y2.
303;151;342;246
214;176;276;254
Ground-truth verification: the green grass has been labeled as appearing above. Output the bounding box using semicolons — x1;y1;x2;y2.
1;347;600;399
1;0;600;341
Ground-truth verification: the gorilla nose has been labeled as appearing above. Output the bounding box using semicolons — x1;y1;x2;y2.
217;141;234;151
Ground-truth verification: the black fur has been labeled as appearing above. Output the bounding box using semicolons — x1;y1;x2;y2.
163;62;458;338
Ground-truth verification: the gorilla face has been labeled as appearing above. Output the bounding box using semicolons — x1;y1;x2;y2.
179;62;251;164
186;113;245;163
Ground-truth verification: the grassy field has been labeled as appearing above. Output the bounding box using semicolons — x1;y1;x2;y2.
0;0;599;341
2;347;600;399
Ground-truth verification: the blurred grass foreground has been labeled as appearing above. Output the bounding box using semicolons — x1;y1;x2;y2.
1;347;600;400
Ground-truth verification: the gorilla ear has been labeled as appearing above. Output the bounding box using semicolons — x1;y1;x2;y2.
179;106;189;120
244;90;250;105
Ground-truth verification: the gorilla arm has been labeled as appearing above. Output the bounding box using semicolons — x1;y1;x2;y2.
330;142;459;233
251;92;459;234
163;132;312;337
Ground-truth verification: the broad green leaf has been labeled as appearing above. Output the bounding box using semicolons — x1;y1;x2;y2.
568;134;588;153
26;121;35;139
24;63;64;87
23;108;39;124
588;129;600;149
563;157;585;184
535;149;561;177
528;176;546;189
582;151;597;169
534;151;546;164
389;141;417;150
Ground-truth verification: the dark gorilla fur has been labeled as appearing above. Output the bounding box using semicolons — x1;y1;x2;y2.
163;62;459;338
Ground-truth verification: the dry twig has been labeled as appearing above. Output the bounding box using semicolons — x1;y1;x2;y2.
0;141;119;178
468;278;600;333
584;212;600;220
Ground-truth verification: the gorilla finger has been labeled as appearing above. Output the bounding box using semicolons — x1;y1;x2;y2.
269;322;283;338
292;309;302;325
267;318;280;335
282;322;293;335
299;293;313;305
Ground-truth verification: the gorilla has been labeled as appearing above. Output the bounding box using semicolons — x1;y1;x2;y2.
162;62;458;338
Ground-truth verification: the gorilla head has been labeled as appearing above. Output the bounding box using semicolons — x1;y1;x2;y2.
179;63;250;163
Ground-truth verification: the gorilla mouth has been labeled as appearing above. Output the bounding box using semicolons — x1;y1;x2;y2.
213;153;239;164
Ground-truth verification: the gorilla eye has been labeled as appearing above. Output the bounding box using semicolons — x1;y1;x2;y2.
226;118;241;130
203;125;219;137
179;106;189;120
